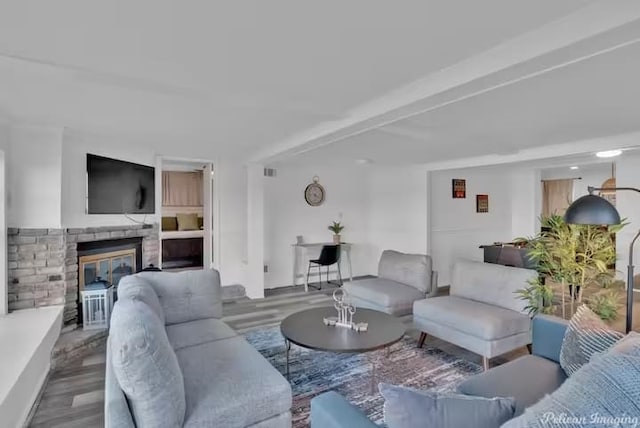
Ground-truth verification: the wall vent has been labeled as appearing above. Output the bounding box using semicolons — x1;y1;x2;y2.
263;264;269;273
264;168;277;178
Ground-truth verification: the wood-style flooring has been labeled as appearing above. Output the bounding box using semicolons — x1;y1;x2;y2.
28;282;528;428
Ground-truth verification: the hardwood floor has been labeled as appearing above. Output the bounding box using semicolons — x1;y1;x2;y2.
28;282;528;427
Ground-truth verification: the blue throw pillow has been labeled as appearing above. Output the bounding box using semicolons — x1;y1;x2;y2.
501;346;640;428
559;305;624;376
379;383;516;428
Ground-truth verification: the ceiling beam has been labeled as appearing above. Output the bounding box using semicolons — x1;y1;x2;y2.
252;1;640;164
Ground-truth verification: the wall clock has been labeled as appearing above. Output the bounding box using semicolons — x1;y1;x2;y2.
304;176;325;206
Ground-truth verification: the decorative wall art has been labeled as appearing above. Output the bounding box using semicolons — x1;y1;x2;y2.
476;194;489;213
452;179;466;199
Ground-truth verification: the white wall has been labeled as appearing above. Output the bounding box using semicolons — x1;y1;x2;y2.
430;165;515;286
367;166;429;274
263;165;371;288
8;125;63;228
0;119;7;316
613;153;640;282
510;168;540;239
61;130;157;228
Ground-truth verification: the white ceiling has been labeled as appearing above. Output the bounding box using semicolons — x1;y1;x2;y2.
1;0;638;164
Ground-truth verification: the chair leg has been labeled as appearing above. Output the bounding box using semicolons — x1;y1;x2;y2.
337;263;343;286
307;264;322;290
526;344;532;354
482;357;490;371
417;332;427;348
306;263;312;288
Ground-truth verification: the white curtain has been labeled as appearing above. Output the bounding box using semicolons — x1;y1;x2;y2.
162;171;203;206
542;179;574;217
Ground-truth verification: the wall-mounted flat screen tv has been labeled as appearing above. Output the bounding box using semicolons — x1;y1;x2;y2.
87;154;155;214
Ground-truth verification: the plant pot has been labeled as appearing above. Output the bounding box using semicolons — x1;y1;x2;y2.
333;234;341;244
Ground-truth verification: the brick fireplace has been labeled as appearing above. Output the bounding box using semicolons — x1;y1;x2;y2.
8;224;159;325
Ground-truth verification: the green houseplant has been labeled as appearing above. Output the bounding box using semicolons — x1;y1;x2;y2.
517;214;624;320
328;221;344;244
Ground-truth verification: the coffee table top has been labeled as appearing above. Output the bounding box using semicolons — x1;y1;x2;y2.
280;306;405;353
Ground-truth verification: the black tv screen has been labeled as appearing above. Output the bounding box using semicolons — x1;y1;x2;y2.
87;154;155;214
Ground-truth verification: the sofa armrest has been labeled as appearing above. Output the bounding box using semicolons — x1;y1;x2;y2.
311;392;377;428
532;315;568;363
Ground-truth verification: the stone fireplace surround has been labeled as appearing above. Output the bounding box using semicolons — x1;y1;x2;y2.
8;224;159;325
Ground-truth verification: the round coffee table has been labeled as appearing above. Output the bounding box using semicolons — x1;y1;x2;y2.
280;306;405;388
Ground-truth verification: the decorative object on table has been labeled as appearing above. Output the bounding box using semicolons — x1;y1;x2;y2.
328;221;344;244
323;289;368;332
81;277;115;330
451;178;466;198
517;214;623;320
564;185;638;332
246;325;480;428
304;175;325;206
307;245;343;290
476;194;489;213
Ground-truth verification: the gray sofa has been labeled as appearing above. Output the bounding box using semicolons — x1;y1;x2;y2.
309;315;569;427
105;269;292;428
413;260;537;370
343;250;437;316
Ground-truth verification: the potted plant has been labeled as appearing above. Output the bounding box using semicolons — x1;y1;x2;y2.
328;221;344;244
517;214;625;320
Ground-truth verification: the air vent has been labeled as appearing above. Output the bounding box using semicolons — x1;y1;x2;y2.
264;168;277;178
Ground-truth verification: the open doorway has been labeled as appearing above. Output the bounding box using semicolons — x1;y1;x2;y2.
159;158;215;271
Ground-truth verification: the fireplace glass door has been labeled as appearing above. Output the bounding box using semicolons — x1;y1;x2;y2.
79;249;136;322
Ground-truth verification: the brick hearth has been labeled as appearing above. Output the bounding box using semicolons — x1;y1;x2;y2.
8;224;159;325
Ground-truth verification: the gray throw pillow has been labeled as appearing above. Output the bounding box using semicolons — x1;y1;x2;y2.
380;383;516;428
559;305;624;376
501;344;640;428
110;299;186;428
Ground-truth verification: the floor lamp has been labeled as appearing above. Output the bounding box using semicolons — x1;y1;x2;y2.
564;186;640;333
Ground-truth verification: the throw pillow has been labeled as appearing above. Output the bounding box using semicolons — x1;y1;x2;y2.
501;349;640;428
176;213;199;231
559;305;623;376
110;299;186;428
608;331;640;356
161;216;178;231
379;383;516;428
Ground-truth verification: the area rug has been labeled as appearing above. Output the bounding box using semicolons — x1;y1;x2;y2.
243;326;481;427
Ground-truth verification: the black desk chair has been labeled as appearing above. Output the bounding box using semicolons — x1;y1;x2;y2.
307;245;342;290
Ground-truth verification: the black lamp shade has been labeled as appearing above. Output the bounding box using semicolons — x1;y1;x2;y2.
564;194;621;225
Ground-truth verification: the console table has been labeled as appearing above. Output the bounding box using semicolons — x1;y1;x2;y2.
292;242;353;292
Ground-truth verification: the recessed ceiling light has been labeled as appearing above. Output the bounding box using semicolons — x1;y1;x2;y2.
596;149;623;158
570;166;579;170
355;159;372;165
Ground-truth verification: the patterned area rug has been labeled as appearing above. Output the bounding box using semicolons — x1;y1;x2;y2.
243;326;481;427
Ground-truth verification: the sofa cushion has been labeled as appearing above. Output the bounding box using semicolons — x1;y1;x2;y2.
559;305;623;377
177;336;292;427
380;383;515;428
117;276;166;324
378;250;432;293
166;318;237;351
414;296;530;340
109;300;186;428
137;269;223;325
344;278;425;316
458;354;566;416
501;349;640;427
450;260;537;314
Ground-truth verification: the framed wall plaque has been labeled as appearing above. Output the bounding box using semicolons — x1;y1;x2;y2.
452;179;466;199
476;194;489;213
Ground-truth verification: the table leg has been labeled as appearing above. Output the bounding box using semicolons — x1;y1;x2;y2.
285;339;291;380
370;357;377;393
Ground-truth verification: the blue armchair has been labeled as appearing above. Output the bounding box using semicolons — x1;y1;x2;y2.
310;315;569;427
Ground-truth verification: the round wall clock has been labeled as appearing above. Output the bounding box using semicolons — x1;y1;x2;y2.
304;176;325;206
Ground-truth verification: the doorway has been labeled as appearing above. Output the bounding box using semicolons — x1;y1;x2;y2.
157;158;217;271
